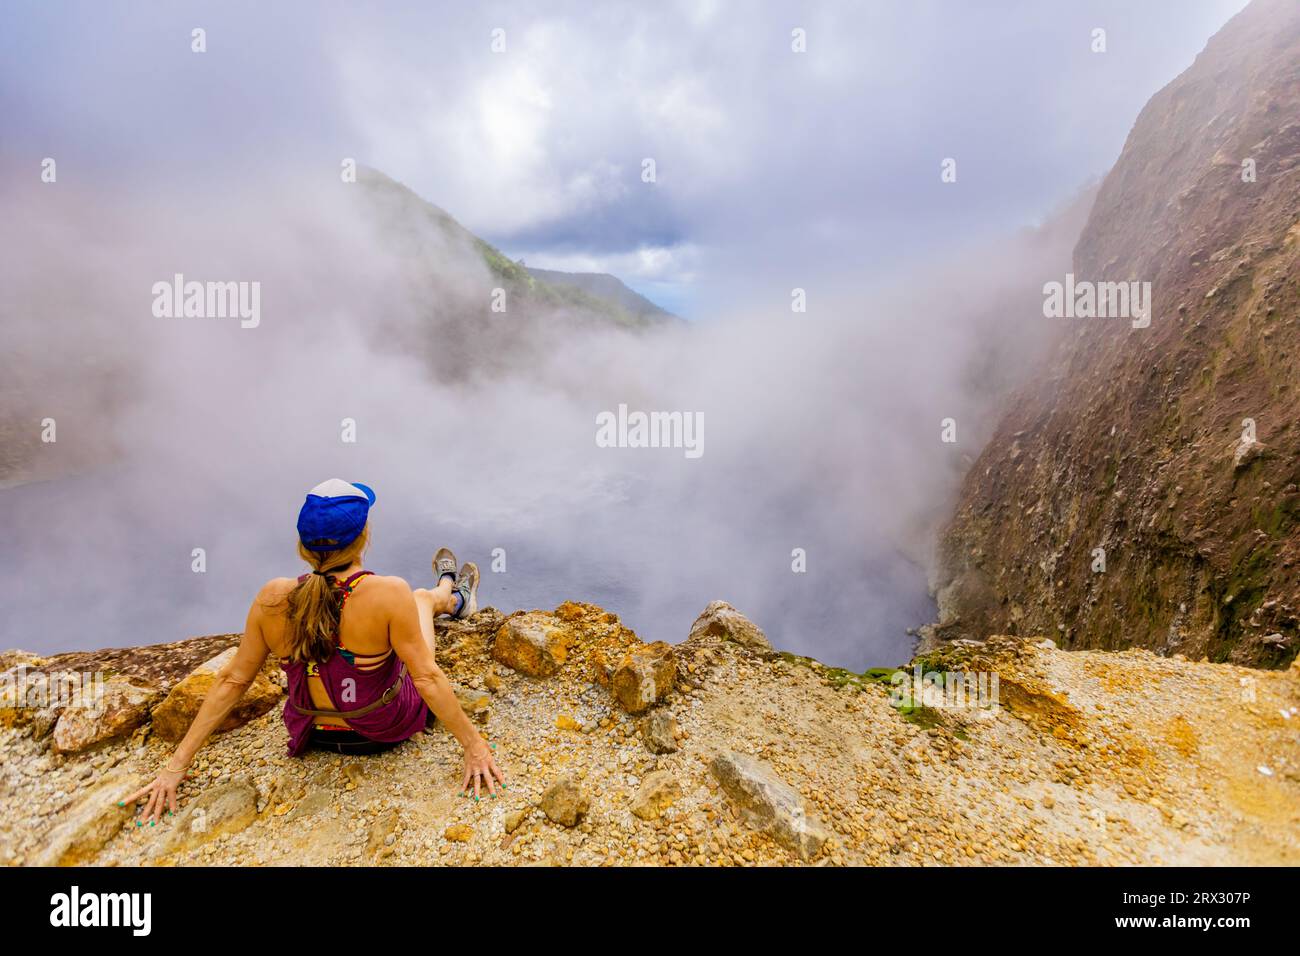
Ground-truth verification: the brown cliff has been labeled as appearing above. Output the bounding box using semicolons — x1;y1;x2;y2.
935;0;1300;667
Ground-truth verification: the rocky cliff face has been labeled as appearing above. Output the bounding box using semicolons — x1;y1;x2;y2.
935;0;1300;668
2;602;1297;866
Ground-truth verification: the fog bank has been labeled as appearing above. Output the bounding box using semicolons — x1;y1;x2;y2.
0;169;1092;668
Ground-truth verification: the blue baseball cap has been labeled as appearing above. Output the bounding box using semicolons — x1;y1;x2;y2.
297;479;376;552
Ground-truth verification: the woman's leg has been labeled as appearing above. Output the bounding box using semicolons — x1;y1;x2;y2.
412;579;456;655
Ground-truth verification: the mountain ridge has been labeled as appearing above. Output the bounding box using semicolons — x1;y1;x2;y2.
355;168;676;330
524;266;678;323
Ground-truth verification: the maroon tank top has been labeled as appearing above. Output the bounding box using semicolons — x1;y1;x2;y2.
279;570;428;756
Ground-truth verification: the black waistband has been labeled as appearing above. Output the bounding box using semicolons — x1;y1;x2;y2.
307;727;401;755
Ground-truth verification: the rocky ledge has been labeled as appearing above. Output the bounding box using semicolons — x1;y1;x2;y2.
1;600;1297;866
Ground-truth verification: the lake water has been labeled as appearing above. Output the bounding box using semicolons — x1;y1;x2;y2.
0;468;931;671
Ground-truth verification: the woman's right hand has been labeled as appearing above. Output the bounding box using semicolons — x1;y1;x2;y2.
461;739;505;799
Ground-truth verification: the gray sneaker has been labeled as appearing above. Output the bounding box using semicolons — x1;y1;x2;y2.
452;562;478;618
433;548;458;584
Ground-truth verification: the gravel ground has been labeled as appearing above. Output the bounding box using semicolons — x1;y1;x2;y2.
1;606;1297;867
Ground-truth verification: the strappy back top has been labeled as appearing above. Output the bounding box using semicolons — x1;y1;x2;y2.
294;568;392;670
279;568;429;755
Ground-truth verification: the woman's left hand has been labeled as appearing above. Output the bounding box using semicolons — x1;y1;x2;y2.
124;767;187;825
461;740;505;799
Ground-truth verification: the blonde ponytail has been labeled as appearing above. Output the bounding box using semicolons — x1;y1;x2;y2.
283;524;369;663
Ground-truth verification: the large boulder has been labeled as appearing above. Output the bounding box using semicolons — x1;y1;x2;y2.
630;770;682;821
52;679;162;754
0;662;63;730
540;776;589;827
688;602;774;654
492;612;574;677
641;710;679;754
33;769;142;865
443;823;474;843
152;777;258;857
504;807;531;833
710;751;829;861
610;642;676;714
23;635;241;695
150;647;283;743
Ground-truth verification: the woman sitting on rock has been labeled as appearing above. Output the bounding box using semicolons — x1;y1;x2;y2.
126;478;505;824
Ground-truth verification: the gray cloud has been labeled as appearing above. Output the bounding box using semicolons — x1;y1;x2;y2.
2;0;1248;312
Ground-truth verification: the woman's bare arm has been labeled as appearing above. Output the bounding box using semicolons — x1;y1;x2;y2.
166;592;272;769
382;577;504;796
124;585;272;823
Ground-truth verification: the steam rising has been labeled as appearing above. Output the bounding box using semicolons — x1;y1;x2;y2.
0;169;1092;668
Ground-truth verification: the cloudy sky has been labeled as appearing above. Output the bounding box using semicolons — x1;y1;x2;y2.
0;0;1263;662
2;0;1249;316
